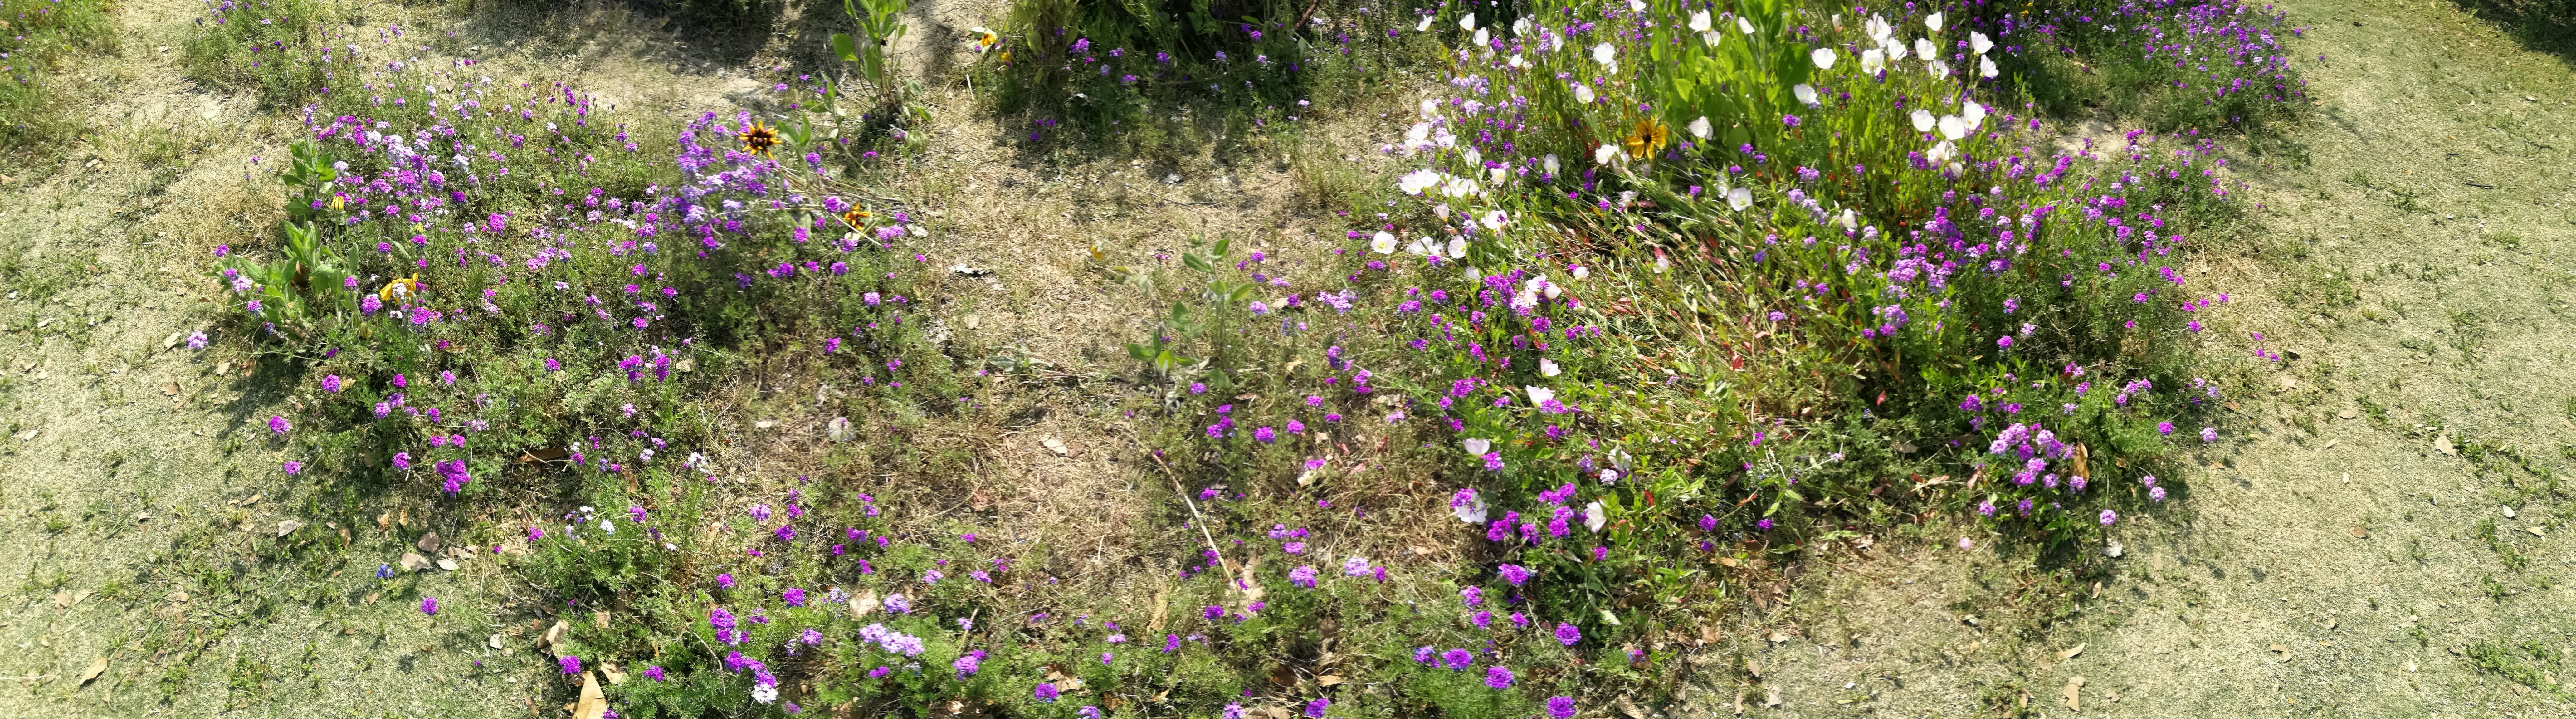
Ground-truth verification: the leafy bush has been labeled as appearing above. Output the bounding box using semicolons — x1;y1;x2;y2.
179;0;346;107
2014;0;2310;130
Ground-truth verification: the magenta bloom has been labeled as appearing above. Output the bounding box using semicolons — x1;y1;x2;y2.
1496;563;1530;586
1440;648;1474;670
559;655;583;675
782;588;806;607
1034;682;1060;703
321;374;344;393
1546;697;1577;719
419;596;438;616
268;415;291;434
1554;622;1580;646
1483;665;1514;689
644;665;666;681
281;461;303;475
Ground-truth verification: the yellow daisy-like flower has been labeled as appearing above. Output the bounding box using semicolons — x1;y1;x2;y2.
738;120;781;157
842;209;871;230
1622;117;1671;159
379;274;422;303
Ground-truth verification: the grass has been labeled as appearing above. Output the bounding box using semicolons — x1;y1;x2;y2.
0;0;115;154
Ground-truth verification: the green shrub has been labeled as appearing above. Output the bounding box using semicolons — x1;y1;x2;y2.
0;0;115;151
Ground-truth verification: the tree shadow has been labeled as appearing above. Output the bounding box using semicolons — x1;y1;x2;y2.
454;0;786;65
2452;0;2576;65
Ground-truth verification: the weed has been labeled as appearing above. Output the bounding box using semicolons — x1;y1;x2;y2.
0;0;116;153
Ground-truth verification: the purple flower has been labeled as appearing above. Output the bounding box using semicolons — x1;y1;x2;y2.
1288;565;1318;588
1483;666;1515;689
2158;421;2176;436
1547;697;1577;719
1414;646;1436;664
1497;564;1531;586
1783;114;1802;127
717;573;736;590
1997;335;2014;349
953;653;981;678
1460;586;1482;607
644;666;666;682
1305;698;1331;718
782;588;806;607
419;597;438;616
2100;509;2119;526
1554;622;1580;646
321;375;344;393
1254;426;1277;443
1034;682;1060;703
1441;648;1474;670
282;461;303;475
268;415;291;434
2200;427;2219;443
1756;518;1775;531
559;655;583;675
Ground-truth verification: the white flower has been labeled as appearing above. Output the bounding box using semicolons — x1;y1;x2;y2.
1507;53;1528;68
1736;16;1756;34
1627;0;1644;10
1584;501;1607;532
1445;237;1469;259
751;683;778;704
1462;438;1492;455
1860;48;1887;74
1451;490;1489;524
1462;147;1482;167
1969;31;1994;54
1864;16;1893;43
1524;386;1556;405
1540;358;1563;377
1925;11;1944;31
1600;469;1619;484
1512;17;1532;37
1480;209;1508;230
1440;176;1481;198
1702;30;1721;46
1726;187;1753;212
1886;38;1909;61
1541;154;1560;174
1910;109;1936;133
1416;15;1434;32
1937;114;1967;140
1473;27;1488;47
1927;58;1950;80
1434;203;1451;220
1689;9;1712;32
1572;82;1596;104
1914;37;1936;60
1980;55;1999;78
1792;84;1819;106
1398;168;1442;195
1570;265;1590;280
1688;116;1712;139
1810;47;1836;69
600;519;615;534
1838;208;1858;231
1926;139;1959;165
1405;237;1436;256
1962;100;1988;128
1591;42;1617;66
1459;12;1475;31
1593;142;1617;164
1371;232;1397;254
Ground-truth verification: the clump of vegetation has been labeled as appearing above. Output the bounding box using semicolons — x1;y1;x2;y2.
0;0;116;152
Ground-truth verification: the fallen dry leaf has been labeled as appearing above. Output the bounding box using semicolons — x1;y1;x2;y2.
275;520;304;538
2524;526;2547;537
1041;437;1070;456
2338;408;2359;419
2434;435;2456;456
398;552;434;572
2062;676;2086;710
2404;658;2419;673
542;620;571;652
436;558;459;571
2270;643;2291;659
2349;526;2369;539
1744;659;1762;677
78;657;107;685
593;610;611;629
417;531;442;554
573;671;609;719
601;662;629;685
1764;686;1783;707
489;634;507;650
2057;643;2086;659
1317;675;1344;687
849;589;881;619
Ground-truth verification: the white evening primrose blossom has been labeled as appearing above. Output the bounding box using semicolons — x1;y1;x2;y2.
1839;208;1858;231
1459;12;1475;31
1591;42;1617;67
1419;98;1440;120
1627;0;1644;10
1371;232;1397;254
1885;38;1909;61
1507;53;1529;68
1539;358;1563;377
1462;147;1482;167
1445;237;1470;259
1860;48;1887;74
1688;116;1713;139
1452;489;1489;523
1864;16;1892;43
1416;15;1434;32
1703;29;1722;46
1690;9;1712;32
1925;11;1944;31
1810;47;1836;69
1480;209;1508;230
1926;140;1960;165
1962;100;1988;127
1462;438;1492;455
1473;27;1488;47
1980;55;2000;78
1792;84;1819;106
1936;115;1968;140
1927;58;1951;80
1726;186;1754;211
1513;17;1531;37
1572;82;1596;104
1910;109;1936;133
1571;264;1591;280
1524;385;1556;405
1584;501;1608;532
1541;153;1561;174
1593;142;1618;164
1440;176;1482;198
1398;168;1442;195
1914;37;1936;60
1970;31;1994;54
1737;16;1756;34
1405;237;1437;256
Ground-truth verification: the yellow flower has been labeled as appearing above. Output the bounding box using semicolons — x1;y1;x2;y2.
378;274;422;303
1622;117;1670;159
330;194;345;211
842;209;871;230
738;120;781;157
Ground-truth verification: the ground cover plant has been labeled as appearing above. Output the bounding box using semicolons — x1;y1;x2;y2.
0;0;115;151
148;0;2331;715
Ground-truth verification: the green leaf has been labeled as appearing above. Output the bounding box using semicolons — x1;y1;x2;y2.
1181;252;1213;274
831;33;861;62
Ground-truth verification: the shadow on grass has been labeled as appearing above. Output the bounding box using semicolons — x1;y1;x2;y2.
2453;0;2576;64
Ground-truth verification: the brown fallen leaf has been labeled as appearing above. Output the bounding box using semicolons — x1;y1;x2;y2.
848;589;881;619
2058;643;2087;659
417;531;442;554
600;662;629;685
2349;526;2369;539
78;657;107;685
1317;675;1345;687
2270;643;2291;659
162;382;180;396
2062;676;2086;710
398;552;435;572
1744;659;1762;677
2337;408;2359;419
1041;437;1070;456
542;620;571;652
593;610;611;629
573;671;609;719
2433;435;2456;456
1764;686;1783;707
275;520;304;538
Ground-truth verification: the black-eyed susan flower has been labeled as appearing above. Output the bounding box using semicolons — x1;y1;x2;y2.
1622;116;1670;159
379;274;422;303
841;209;871;230
738;120;781;157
